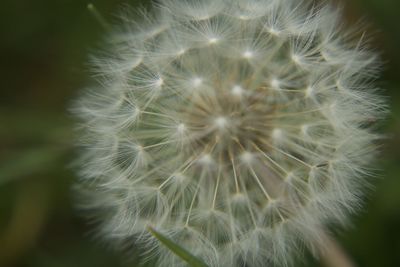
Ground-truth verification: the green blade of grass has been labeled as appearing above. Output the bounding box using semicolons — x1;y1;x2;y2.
147;226;208;267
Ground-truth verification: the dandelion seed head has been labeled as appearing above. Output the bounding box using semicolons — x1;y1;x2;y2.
177;123;186;133
191;77;203;88
208;37;219;44
155;77;164;87
231;85;244;97
270;78;281;89
199;153;214;166
242;50;254;59
73;0;385;266
240;151;255;164
214;116;229;129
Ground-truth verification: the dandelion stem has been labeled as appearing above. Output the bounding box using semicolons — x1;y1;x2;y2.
320;231;356;267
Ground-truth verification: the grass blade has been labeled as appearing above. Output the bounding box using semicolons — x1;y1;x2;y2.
147;226;208;267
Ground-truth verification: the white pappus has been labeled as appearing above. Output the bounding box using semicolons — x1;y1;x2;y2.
73;0;386;266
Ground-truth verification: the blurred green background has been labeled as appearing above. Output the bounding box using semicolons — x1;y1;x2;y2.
0;0;399;266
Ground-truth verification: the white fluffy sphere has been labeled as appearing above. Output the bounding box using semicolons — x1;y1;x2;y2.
73;0;385;266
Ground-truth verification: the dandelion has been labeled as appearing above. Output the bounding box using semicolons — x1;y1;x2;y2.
73;0;385;266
